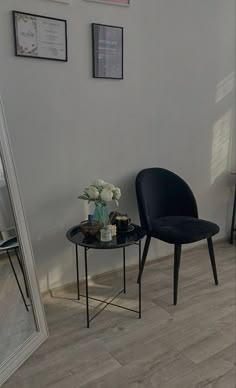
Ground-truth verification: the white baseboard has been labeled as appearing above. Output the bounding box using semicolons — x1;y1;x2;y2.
41;237;228;297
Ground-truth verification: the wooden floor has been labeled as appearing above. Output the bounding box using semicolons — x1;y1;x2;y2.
4;241;236;388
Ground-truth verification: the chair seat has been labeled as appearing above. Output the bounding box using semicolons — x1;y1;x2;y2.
151;216;220;244
0;237;18;251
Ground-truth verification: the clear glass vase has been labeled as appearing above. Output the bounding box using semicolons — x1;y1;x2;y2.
93;202;109;226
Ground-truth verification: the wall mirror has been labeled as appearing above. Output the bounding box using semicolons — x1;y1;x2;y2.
0;96;48;386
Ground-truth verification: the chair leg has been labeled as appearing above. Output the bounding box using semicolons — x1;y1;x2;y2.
137;236;151;283
230;184;236;244
7;250;29;311
207;237;218;285
173;244;182;305
15;248;30;298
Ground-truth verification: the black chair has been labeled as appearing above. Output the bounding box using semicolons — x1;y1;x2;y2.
136;168;220;305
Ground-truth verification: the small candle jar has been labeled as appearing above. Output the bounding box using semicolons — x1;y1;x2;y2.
100;226;112;242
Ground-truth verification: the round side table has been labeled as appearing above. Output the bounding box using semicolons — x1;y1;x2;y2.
66;224;145;328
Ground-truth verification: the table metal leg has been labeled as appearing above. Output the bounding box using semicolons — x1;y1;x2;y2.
84;247;89;328
7;250;29;311
139;240;142;319
123;247;126;293
76;244;80;300
230;184;236;244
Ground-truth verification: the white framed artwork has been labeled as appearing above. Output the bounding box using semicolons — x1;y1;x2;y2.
13;11;68;61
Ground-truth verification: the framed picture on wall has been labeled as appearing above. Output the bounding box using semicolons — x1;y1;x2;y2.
92;23;124;79
85;0;130;6
12;11;68;61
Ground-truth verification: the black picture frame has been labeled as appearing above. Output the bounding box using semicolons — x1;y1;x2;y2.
12;11;68;62
85;0;130;5
92;23;124;80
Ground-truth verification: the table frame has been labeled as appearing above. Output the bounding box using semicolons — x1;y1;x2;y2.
75;241;142;328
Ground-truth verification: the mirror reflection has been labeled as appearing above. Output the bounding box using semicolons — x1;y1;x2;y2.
0;156;36;365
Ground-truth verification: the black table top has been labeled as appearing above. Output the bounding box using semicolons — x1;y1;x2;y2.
66;224;146;249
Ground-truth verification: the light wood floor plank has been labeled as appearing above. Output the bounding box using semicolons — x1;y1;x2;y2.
3;241;236;388
208;368;236;388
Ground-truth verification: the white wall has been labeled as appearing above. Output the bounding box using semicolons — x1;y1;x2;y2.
0;0;235;292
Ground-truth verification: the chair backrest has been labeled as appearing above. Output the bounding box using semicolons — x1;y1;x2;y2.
136;168;198;232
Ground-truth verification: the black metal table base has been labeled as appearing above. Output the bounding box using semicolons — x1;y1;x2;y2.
76;241;142;328
78;289;140;325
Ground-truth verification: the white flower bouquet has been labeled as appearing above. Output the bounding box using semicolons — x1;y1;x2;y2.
79;179;121;206
79;179;121;227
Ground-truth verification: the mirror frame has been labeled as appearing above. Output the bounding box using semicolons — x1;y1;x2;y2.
0;96;48;385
